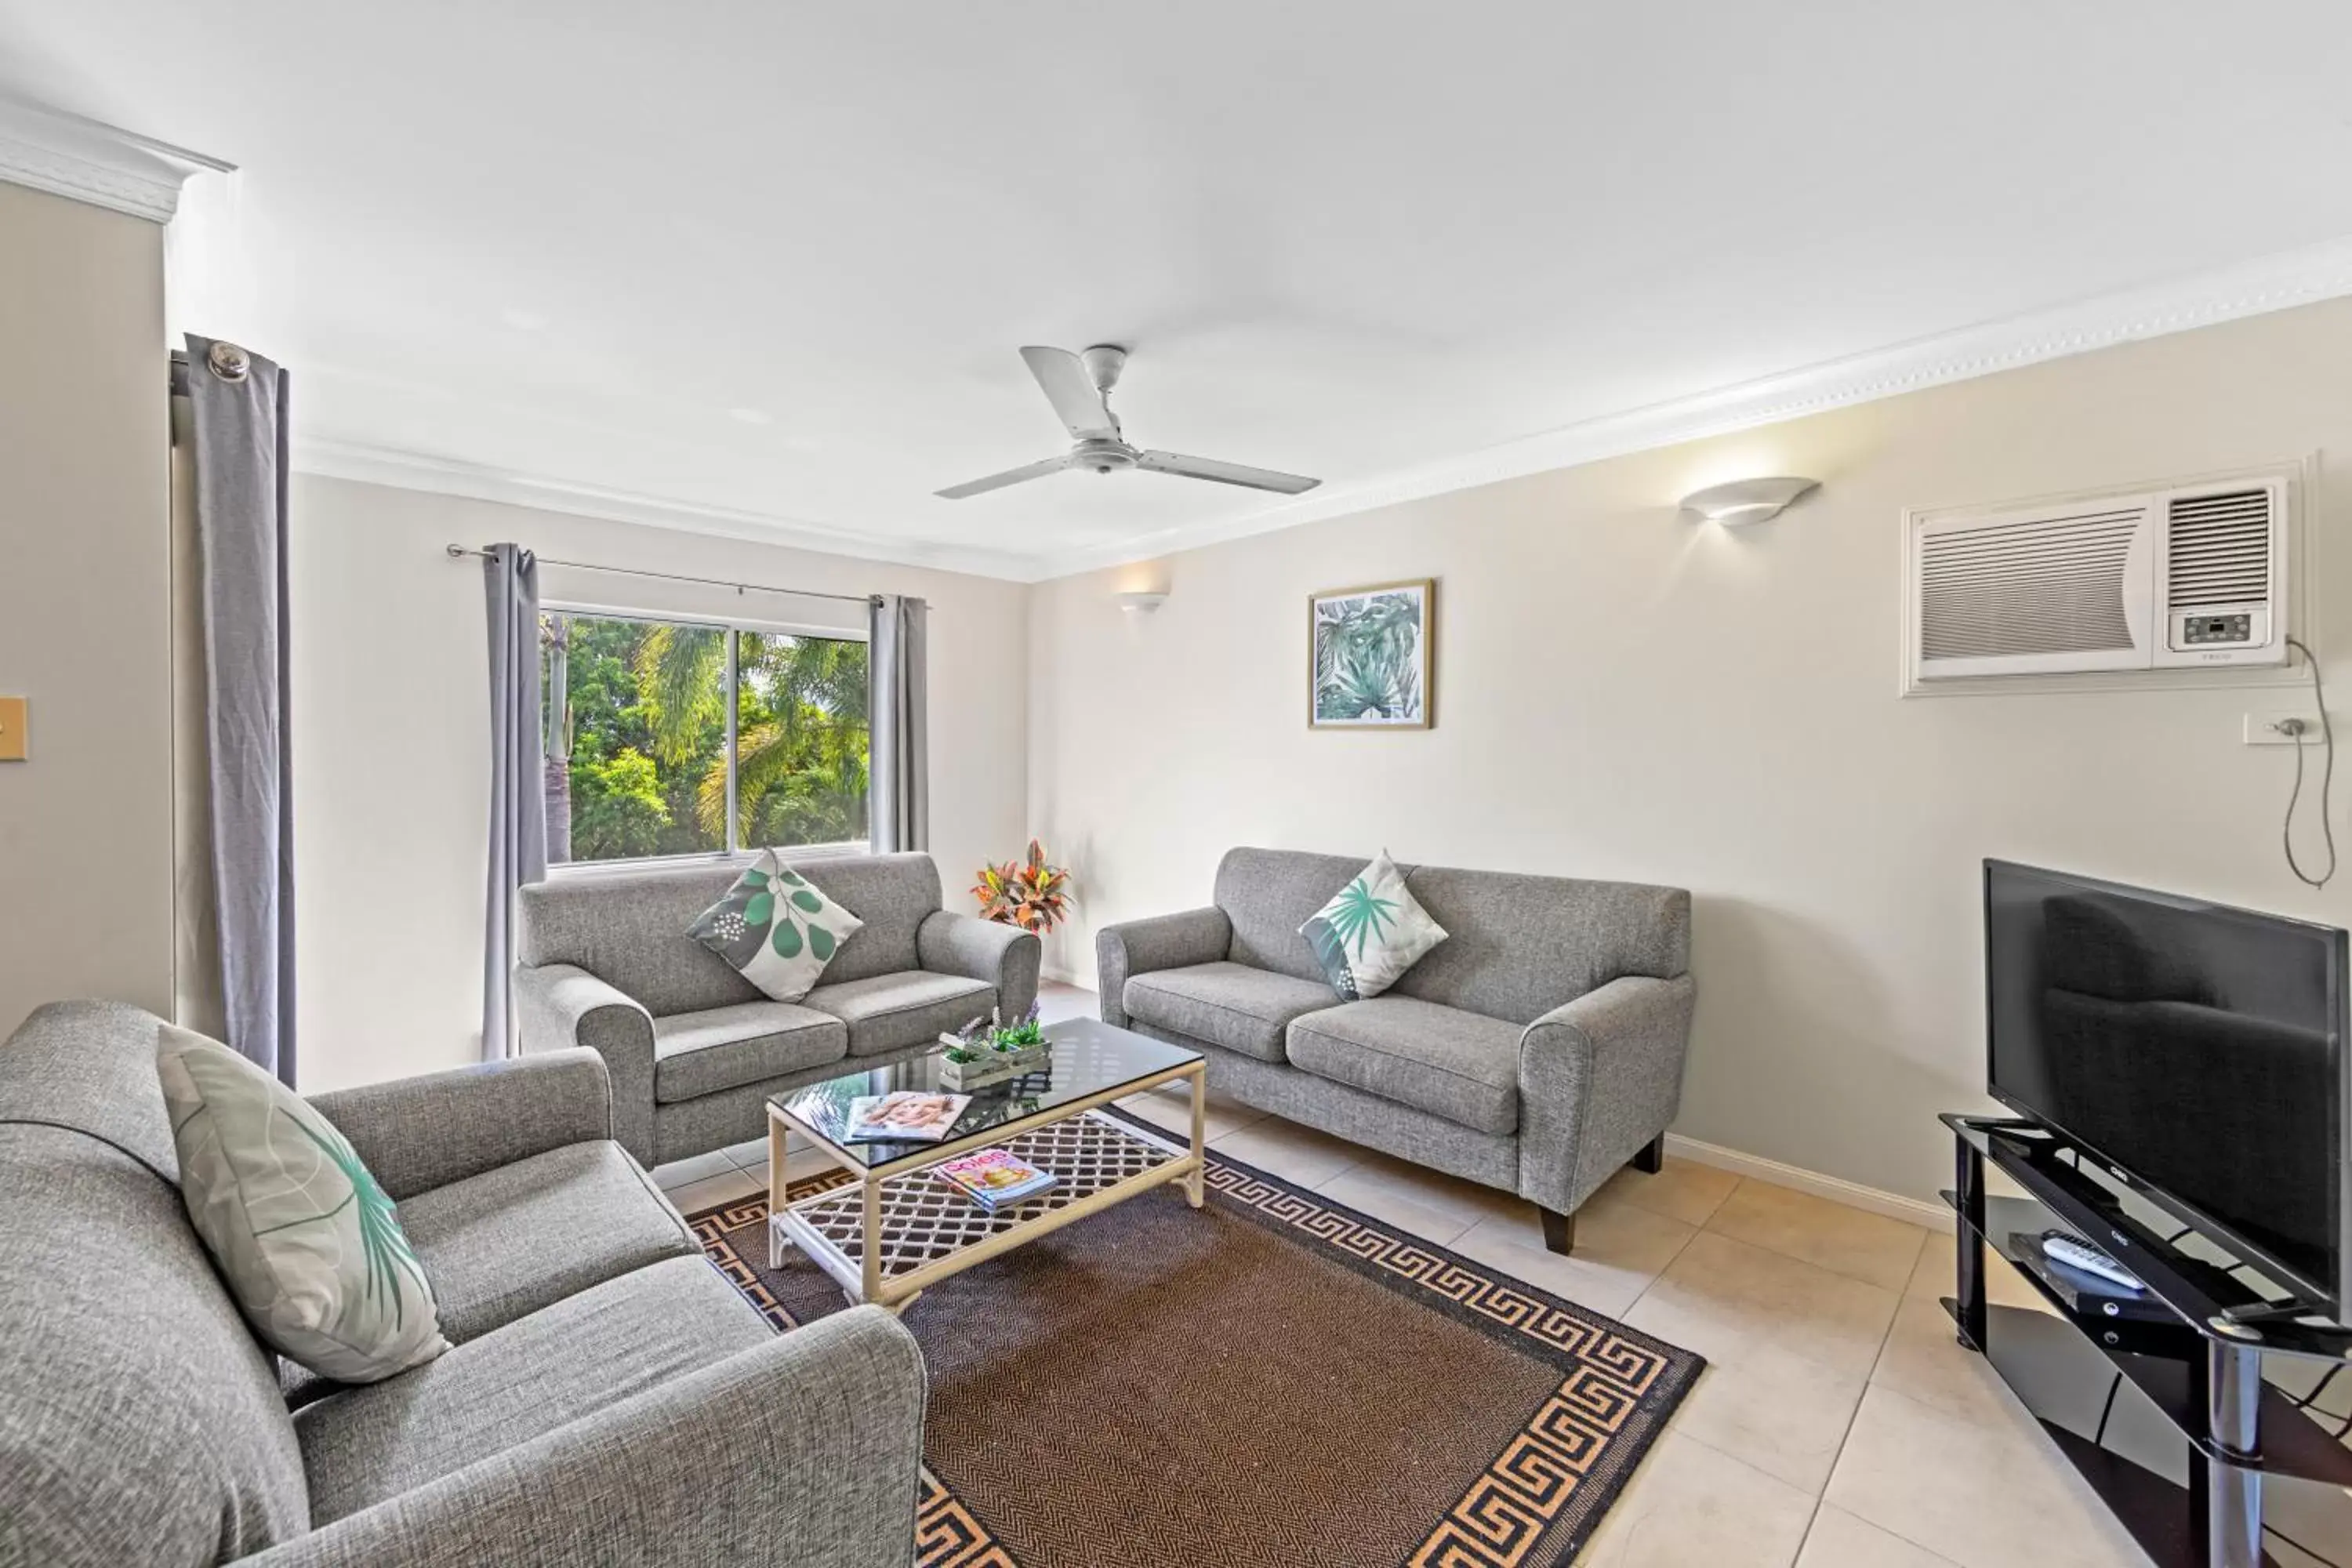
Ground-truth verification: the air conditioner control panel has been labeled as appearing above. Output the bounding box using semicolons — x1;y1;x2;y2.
2183;613;2250;644
2171;608;2263;648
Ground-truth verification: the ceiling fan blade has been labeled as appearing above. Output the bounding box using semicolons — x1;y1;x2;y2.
1136;450;1321;495
1019;346;1120;441
935;453;1075;499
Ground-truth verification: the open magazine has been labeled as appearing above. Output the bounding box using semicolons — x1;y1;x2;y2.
841;1091;971;1143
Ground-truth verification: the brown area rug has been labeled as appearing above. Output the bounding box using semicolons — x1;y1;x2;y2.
687;1121;1701;1567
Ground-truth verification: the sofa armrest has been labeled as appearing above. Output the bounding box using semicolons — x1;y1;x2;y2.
1515;974;1697;1216
307;1050;613;1202
916;910;1040;1022
1092;907;1232;1028
239;1306;926;1568
512;964;659;1167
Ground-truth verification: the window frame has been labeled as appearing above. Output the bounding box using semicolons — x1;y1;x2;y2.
539;598;873;877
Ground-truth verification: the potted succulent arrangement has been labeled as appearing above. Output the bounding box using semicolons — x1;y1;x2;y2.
937;1001;1053;1092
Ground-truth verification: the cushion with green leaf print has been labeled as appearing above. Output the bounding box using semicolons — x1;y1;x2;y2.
156;1025;447;1383
687;850;867;1002
1298;851;1448;1001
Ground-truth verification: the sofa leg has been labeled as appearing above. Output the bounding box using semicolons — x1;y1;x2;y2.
1632;1134;1666;1175
1539;1207;1576;1256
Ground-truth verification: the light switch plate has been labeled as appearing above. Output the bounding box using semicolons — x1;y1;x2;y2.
0;697;24;761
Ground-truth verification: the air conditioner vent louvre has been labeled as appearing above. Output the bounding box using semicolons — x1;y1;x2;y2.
2167;488;2272;608
1918;506;2140;660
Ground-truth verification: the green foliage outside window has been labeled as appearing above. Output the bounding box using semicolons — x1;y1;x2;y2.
540;613;869;864
568;747;671;860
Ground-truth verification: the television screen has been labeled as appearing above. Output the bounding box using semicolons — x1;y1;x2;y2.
1985;861;2349;1308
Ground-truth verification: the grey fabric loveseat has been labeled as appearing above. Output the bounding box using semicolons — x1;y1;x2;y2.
514;851;1040;1168
0;1000;926;1568
1098;848;1694;1253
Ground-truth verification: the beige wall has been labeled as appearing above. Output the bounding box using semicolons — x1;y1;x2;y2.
289;475;1032;1091
1028;299;2352;1204
0;183;172;1035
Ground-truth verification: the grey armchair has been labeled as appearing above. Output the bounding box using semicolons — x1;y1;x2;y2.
0;1000;927;1568
513;851;1040;1167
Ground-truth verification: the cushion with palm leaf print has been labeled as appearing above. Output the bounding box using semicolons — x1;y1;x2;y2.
156;1025;448;1382
686;849;868;1002
1298;851;1448;1000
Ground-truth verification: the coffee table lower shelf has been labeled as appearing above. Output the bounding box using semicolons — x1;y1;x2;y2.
773;1109;1197;1310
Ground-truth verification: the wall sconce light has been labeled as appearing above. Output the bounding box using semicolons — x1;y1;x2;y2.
1116;590;1168;616
1679;477;1818;527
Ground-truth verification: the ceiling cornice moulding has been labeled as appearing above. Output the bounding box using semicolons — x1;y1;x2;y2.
292;437;1036;583
295;233;2352;587
0;96;232;223
1032;233;2352;580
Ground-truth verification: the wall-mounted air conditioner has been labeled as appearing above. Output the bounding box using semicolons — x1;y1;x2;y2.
1904;472;2291;688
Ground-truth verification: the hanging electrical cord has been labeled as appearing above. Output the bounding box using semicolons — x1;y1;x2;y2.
2281;635;2336;890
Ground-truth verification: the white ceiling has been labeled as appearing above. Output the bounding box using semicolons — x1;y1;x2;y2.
7;1;2352;580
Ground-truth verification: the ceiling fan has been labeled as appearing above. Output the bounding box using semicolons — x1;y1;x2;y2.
935;344;1321;500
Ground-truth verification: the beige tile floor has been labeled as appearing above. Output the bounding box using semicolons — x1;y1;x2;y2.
651;982;2164;1567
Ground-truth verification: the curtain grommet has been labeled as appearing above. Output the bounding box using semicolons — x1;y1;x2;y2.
206;341;251;383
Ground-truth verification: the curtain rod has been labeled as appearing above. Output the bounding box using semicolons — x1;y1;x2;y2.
445;545;884;608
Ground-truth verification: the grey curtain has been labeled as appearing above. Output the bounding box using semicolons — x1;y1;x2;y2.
183;336;296;1086
482;545;546;1058
868;593;929;854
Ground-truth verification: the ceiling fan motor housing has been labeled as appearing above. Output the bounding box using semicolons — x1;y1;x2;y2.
1074;437;1138;474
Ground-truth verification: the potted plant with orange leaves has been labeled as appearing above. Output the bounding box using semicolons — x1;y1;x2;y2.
973;840;1070;937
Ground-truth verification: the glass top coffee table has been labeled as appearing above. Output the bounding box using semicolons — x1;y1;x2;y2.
764;1016;1207;1312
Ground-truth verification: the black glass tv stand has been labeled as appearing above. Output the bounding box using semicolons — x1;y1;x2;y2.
1943;1113;2352;1568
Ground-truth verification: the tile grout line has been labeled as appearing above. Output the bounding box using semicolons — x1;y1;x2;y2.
1308;1160;1484;1250
1682;1171;1739;1229
1790;1500;1831;1568
1700;1175;1939;1292
1657;1199;1929;1566
1614;1171;1926;1552
1794;1225;1931;1563
1614;1173;1752;1323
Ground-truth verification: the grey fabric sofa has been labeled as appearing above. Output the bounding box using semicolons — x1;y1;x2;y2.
0;1000;926;1568
514;851;1040;1168
1098;848;1694;1253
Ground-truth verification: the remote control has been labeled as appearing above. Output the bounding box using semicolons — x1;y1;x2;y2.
2041;1232;2145;1292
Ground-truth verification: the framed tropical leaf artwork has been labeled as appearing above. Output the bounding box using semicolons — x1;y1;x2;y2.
1308;579;1434;729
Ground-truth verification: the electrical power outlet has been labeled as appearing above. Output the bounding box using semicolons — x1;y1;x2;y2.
2245;710;2326;745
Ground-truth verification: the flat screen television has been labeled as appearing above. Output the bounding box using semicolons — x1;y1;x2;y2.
1984;860;2350;1315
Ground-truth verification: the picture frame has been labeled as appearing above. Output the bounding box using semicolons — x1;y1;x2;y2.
1308;579;1434;730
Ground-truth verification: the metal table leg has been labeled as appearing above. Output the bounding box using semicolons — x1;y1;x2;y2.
2204;1338;2263;1568
1185;1062;1207;1208
1953;1128;1987;1351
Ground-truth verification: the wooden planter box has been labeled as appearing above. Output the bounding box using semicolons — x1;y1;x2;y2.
938;1040;1051;1092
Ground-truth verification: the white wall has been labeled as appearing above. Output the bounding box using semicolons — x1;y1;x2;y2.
290;475;1030;1091
1028;299;2352;1204
0;183;172;1036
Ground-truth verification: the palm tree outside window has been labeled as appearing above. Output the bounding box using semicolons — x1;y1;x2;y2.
537;609;871;865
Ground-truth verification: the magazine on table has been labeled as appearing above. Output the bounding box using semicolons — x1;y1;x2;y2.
933;1147;1058;1211
841;1091;971;1143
